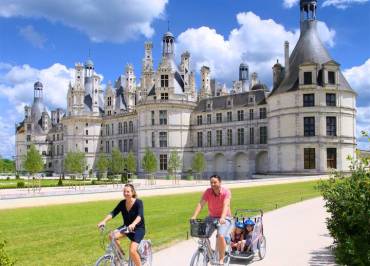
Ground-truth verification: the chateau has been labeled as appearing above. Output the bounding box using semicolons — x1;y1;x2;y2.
15;1;357;179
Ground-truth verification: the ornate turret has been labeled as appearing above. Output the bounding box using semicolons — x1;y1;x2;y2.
162;31;175;58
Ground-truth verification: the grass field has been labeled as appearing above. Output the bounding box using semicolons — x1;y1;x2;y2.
0;179;120;189
0;180;320;266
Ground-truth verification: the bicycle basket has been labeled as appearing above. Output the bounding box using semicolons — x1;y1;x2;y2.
190;219;215;238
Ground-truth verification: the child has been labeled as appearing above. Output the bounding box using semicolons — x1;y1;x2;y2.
230;220;245;253
242;219;255;252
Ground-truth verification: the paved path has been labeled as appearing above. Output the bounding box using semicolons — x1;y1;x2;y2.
154;197;336;266
0;176;326;210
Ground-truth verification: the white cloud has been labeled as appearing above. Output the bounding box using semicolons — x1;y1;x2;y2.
0;63;75;109
0;115;15;158
18;25;47;48
283;0;299;8
176;11;335;86
0;0;168;43
356;106;370;150
322;0;369;9
343;58;370;105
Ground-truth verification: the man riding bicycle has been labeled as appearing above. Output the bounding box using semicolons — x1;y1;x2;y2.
191;175;232;265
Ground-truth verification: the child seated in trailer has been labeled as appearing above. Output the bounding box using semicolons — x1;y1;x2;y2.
230;220;245;253
241;219;255;252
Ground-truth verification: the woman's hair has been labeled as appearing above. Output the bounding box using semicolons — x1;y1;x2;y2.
209;174;222;182
124;183;137;198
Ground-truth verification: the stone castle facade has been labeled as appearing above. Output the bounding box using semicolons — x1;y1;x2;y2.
15;1;357;179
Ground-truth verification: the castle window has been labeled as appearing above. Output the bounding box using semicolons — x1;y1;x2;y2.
207;114;212;124
197;115;202;126
161;75;169;87
326;117;337;136
216;113;222;123
105;124;109;136
160;154;168;170
259;127;267;144
304;117;315;136
216;130;223;146
327;148;337;169
123;140;128;152
304;148;315;169
107;97;112;106
326;93;336;106
118;122;123;134
250;128;254;144
227;112;232;122
128;121;133;133
152;132;155;148
119;140;123;152
26;135;31;141
237;110;244;121
85;130;88;136
108;110;111;116
328;71;336;85
304;72;313;85
105;141;110;153
159;132;167;147
124;122;128;134
207;131;212;147
151;111;155;126
197;132;203;147
227;129;232;145
259;108;266;119
129;139;133;151
249;109;254;120
85;147;88;153
159;110;167;125
237;128;244;145
303;94;315;107
161;93;168;100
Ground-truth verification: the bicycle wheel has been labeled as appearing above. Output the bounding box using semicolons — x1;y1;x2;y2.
190;249;207;266
257;235;267;260
95;255;114;266
141;240;153;266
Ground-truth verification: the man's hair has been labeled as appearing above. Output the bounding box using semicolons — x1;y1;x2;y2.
209;175;222;182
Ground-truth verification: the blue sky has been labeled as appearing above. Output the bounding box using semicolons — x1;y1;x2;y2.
0;0;369;158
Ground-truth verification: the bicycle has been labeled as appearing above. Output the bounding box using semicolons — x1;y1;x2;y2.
189;219;231;266
95;225;153;266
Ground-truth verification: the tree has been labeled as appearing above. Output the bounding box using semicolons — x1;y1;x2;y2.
110;148;125;184
318;131;369;265
126;152;137;179
96;153;109;180
168;150;182;184
64;151;87;188
0;236;15;266
142;148;157;184
192;152;206;180
22;144;43;176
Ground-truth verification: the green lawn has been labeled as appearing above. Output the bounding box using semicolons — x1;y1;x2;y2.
0;180;320;266
0;179;118;189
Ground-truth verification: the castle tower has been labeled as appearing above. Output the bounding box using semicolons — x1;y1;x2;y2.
162;31;175;58
199;66;212;99
124;64;136;110
239;62;249;92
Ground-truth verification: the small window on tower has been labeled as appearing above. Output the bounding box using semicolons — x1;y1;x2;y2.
328;71;336;85
304;72;313;85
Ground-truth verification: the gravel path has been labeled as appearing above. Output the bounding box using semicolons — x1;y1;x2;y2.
154;197;336;266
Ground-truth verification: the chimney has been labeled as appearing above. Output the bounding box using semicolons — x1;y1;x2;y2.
285;41;290;74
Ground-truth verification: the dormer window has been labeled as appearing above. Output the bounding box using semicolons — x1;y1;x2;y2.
107;97;112;106
161;93;168;100
328;71;336;85
304;72;313;85
249;96;254;103
161;75;169;87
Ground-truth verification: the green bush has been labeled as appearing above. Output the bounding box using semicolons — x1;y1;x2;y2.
91;180;96;185
165;175;174;180
6;176;10;180
185;175;194;181
0;237;15;266
57;179;63;186
318;150;370;266
15;174;20;179
16;181;25;188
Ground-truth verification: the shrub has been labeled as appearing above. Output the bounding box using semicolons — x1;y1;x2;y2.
185;175;194;181
0;237;15;266
16;181;25;188
318;148;369;265
57;179;63;186
6;176;10;180
91;180;96;185
15;174;20;179
165;175;174;180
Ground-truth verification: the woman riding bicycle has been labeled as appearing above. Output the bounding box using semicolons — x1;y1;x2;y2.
97;184;145;266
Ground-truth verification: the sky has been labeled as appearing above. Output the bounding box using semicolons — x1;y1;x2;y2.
0;0;369;158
